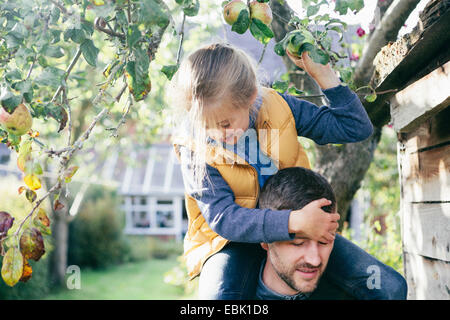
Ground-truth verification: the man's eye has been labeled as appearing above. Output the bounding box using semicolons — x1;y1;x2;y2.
292;242;304;247
319;242;328;246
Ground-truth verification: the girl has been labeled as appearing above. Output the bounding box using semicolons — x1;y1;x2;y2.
168;42;407;299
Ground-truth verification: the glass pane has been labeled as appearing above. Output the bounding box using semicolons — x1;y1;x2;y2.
151;146;170;188
171;163;185;190
157;199;173;205
132;211;150;228
156;210;174;228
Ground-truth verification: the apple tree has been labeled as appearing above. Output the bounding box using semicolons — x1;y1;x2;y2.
0;0;421;287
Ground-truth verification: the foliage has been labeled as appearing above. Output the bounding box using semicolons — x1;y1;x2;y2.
164;255;198;296
341;126;403;275
0;174;53;298
341;211;403;275
67;185;128;269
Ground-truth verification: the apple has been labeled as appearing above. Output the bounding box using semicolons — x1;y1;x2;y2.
286;30;315;57
223;0;248;25
0;103;33;136
249;1;272;25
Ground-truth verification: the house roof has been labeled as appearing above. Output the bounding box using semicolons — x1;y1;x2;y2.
116;142;185;196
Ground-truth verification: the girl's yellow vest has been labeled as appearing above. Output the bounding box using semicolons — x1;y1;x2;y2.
173;86;311;279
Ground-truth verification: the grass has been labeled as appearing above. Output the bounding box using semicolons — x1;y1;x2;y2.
44;257;197;300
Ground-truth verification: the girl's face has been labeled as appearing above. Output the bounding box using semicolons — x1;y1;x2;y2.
205;91;257;145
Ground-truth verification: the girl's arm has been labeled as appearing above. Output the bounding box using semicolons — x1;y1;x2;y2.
180;146;293;243
279;84;374;145
282;50;374;145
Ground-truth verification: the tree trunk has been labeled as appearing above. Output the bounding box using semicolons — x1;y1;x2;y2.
49;197;69;288
269;0;417;227
314;127;382;228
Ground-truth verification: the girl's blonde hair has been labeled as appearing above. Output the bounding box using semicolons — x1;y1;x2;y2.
167;42;266;194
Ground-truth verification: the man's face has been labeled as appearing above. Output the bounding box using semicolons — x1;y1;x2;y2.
262;235;334;295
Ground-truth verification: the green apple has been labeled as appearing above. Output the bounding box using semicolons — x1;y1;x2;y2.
223;0;248;25
0;103;33;136
249;1;272;25
286;30;315;57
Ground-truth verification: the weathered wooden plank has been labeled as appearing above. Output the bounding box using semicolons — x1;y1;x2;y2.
401;107;450;151
390;61;450;132
404;252;450;300
399;142;450;202
402;202;450;262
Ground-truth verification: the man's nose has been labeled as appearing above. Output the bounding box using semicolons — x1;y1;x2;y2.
303;243;321;267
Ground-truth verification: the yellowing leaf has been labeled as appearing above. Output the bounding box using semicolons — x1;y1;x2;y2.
19;258;32;283
18;186;26;194
1;247;24;287
64;166;79;183
24;174;41;191
25;189;37;203
33;208;51;236
19;228;45;261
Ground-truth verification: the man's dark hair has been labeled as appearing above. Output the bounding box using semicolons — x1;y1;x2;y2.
259;167;336;213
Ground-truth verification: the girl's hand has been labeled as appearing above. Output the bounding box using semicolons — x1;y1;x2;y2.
286;50;341;90
288;198;340;243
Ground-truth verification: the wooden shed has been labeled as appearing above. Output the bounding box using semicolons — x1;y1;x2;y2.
372;0;450;299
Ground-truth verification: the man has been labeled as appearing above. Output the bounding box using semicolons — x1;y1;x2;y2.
255;167;407;300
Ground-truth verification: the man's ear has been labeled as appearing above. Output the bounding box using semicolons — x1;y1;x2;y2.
260;243;268;251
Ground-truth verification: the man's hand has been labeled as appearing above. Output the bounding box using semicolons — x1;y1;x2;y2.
288;198;340;243
286;50;341;90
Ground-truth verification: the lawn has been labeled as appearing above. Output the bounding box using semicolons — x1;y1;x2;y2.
44;257;197;300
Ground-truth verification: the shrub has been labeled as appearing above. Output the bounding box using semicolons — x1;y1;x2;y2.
67;185;129;269
341;211;404;275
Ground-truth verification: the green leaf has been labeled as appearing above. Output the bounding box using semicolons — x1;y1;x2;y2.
80;39;99;67
339;68;352;84
307;4;320;17
249;18;274;44
1;247;23;287
272;80;289;93
64;28;86;44
127;25;141;48
308;47;329;65
298;42;314;55
364;93;377;103
287;86;304;96
274;32;291;56
12;80;33;103
134;47;150;79
4;34;22;48
139;0;170;28
35;67;65;88
0;87;22;112
161;64;179;81
348;0;364;13
5;69;22;82
231;9;250;35
41;45;65;58
183;0;200;17
335;0;349;15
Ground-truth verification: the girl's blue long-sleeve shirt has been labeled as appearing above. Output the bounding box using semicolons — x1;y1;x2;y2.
179;84;373;244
